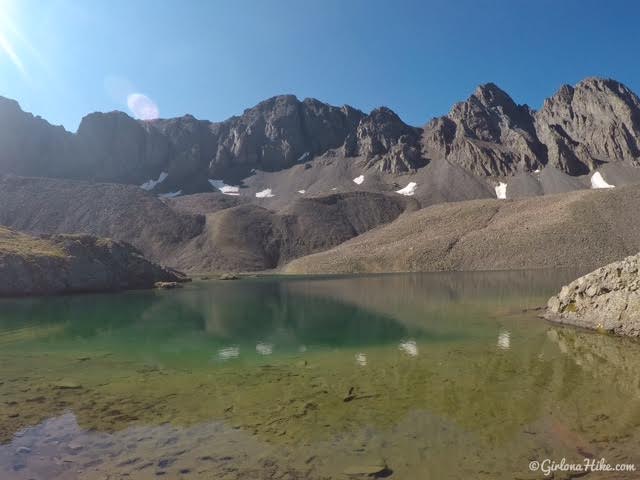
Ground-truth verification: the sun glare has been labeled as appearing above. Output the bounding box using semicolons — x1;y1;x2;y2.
0;0;28;76
127;93;160;120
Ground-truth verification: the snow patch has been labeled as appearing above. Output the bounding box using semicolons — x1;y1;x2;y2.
255;188;275;198
533;169;541;173
158;190;182;199
297;190;306;194
140;171;168;191
590;171;615;189
297;152;310;162
208;179;240;196
353;175;364;185
331;187;337;191
396;182;417;196
495;182;507;199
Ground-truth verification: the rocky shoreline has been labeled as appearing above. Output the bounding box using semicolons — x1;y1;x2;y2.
544;253;640;337
0;227;187;297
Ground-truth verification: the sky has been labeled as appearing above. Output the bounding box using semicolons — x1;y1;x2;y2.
0;0;639;131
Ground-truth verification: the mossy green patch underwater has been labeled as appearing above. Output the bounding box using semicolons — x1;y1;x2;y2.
1;272;640;479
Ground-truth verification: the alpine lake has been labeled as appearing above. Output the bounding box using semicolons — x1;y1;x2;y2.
1;271;640;479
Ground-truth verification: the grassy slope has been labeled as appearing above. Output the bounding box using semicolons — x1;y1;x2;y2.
0;226;67;259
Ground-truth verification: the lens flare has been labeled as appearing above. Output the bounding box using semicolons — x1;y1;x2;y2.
126;93;159;120
0;1;27;77
0;30;24;74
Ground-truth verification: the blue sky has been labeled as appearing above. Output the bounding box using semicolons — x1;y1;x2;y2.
0;0;638;131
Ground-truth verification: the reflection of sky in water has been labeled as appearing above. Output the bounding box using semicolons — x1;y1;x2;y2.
355;352;367;366
256;342;273;355
399;340;418;357
217;346;239;360
0;413;268;480
497;330;511;350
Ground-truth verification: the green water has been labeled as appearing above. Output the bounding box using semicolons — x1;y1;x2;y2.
1;271;640;479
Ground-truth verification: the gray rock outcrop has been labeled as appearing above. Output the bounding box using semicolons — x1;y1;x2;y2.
422;83;547;176
0;226;187;297
545;253;640;337
535;77;640;175
2;76;640;193
423;78;640;178
345;107;425;173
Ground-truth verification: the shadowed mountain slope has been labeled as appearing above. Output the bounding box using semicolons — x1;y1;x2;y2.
0;176;415;273
0;175;205;262
0;226;185;296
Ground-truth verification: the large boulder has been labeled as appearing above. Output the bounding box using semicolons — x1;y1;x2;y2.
544;253;640;337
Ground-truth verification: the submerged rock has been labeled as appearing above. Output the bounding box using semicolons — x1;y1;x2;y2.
53;380;82;389
219;273;240;280
544;253;640;336
343;459;388;476
154;281;183;289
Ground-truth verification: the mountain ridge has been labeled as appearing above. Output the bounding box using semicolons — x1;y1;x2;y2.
2;76;640;196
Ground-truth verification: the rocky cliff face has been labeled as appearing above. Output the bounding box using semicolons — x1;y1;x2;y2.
2;77;640;190
0;94;427;191
344;107;426;173
205;95;364;181
535;78;640;175
423;83;547;176
545;253;640;337
0;97;82;179
423;78;640;177
77;111;171;183
0;227;187;296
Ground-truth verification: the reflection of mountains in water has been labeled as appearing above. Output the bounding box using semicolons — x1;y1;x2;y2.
0;280;418;349
548;327;640;398
181;280;418;347
0;270;588;350
179;270;583;345
284;270;587;331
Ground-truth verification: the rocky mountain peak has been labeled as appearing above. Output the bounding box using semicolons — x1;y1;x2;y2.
246;94;299;113
472;82;516;109
0;96;80;179
542;84;575;109
577;76;635;94
206;94;365;181
535;77;640;174
0;96;22;114
423;83;546;176
343;106;426;173
77;110;141;136
2;76;640;190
